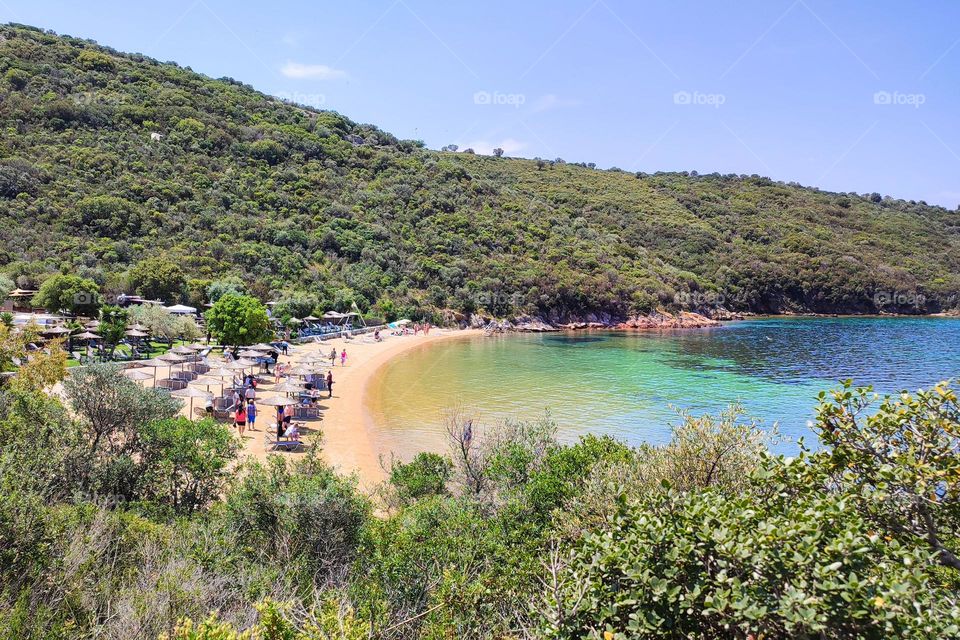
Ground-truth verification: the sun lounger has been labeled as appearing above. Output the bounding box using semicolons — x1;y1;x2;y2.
263;428;304;452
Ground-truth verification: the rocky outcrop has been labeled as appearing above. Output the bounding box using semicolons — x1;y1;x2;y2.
614;310;721;329
466;309;723;332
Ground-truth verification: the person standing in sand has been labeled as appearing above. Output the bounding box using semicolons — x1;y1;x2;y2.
234;402;247;438
340;348;347;366
246;399;257;431
330;347;337;366
326;370;334;398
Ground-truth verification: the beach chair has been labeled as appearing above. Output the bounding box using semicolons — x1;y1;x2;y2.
263;427;304;452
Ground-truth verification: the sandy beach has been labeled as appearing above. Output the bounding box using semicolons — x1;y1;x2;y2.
146;328;481;489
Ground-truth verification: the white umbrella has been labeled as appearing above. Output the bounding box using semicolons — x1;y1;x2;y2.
164;304;197;315
257;395;298;407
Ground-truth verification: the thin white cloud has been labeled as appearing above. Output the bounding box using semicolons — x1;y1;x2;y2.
462;138;526;156
529;94;580;114
280;61;348;80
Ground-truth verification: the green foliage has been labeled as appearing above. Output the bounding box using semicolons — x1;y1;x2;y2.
547;470;960;639
139;417;238;514
224;454;370;587
0;24;956;322
206;277;245;304
814;381;960;569
32;274;99;316
128;304;197;342
204;294;271;346
61;363;181;499
97;305;127;356
388;452;451;505
128;256;187;303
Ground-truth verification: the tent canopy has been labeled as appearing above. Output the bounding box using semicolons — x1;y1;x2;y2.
164;304;197;314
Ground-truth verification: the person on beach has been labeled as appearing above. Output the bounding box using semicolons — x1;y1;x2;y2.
244;384;256;402
246;399;257;431
340;348;347;366
231;388;241;410
276;405;284;438
326;370;334;398
234;401;247;437
330;347;337;366
283;403;294;430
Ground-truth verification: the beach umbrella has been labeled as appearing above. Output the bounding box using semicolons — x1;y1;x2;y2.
304;315;320;321
273;381;306;395
123;369;155;386
206;366;238;378
125;329;149;338
237;349;262;358
258;395;298;407
73;331;101;340
129;323;148;331
136;357;170;368
234;358;258;367
84;320;100;329
287;317;303;324
159;352;186;362
132;358;169;383
191;376;225;394
171;345;198;354
171;386;212;419
250;343;275;351
286;365;321;377
223;361;250;372
41;326;72;335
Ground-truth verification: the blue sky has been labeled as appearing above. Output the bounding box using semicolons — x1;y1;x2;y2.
4;1;959;207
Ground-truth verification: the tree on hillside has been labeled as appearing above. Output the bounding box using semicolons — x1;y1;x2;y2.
32;274;100;316
206;277;246;304
492;147;504;158
204;294;271;347
128;257;187;304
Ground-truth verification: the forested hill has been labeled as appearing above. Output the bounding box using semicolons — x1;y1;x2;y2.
1;23;959;322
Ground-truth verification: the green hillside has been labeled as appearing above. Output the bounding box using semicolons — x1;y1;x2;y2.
2;23;959;320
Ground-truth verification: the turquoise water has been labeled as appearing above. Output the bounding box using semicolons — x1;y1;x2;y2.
370;318;960;457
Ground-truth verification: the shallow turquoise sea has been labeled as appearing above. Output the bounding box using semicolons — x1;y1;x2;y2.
369;317;960;457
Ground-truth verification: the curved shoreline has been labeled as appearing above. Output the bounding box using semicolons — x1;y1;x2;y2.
289;328;482;488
